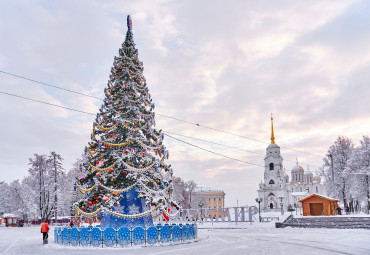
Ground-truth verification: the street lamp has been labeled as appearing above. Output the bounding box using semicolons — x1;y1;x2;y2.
255;198;263;222
198;201;204;222
278;197;284;215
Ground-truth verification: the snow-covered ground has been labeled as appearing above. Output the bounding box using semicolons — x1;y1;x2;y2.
0;224;369;255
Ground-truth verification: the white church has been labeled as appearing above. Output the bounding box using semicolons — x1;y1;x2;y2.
257;116;325;211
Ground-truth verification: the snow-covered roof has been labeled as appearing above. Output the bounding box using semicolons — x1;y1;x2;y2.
3;213;17;218
194;187;224;193
292;164;304;171
304;171;313;175
267;143;280;149
298;193;340;202
292;192;308;196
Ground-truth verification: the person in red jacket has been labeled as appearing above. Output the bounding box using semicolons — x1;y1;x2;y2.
41;220;49;244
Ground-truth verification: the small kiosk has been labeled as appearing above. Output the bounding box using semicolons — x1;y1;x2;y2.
299;194;339;216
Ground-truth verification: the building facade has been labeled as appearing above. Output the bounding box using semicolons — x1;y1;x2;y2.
257;116;325;211
192;187;225;218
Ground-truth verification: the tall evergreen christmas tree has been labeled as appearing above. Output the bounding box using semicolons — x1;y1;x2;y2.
74;15;179;228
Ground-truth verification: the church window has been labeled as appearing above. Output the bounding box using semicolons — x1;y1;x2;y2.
307;187;309;193
269;179;275;184
269;163;274;170
300;187;302;192
316;186;318;193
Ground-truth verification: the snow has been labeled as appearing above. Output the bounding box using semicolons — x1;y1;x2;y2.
1;224;369;255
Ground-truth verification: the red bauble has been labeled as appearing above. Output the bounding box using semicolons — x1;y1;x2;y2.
110;134;114;137
124;150;129;153
96;161;99;164
109;169;114;173
122;170;127;174
141;152;145;156
87;201;92;206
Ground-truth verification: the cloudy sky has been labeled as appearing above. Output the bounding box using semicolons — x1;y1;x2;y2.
1;0;369;207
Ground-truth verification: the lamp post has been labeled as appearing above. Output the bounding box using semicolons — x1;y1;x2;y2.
294;203;297;215
198;201;204;222
255;198;263;222
278;197;284;215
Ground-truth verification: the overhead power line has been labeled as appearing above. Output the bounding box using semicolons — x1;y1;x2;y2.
0;91;95;116
165;133;264;168
164;131;322;169
0;90;262;166
0;70;101;100
0;70;323;158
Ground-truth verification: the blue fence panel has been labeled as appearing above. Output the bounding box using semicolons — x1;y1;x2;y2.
91;228;102;247
171;225;181;242
117;227;131;247
62;227;69;245
80;228;90;246
188;224;194;240
181;225;188;241
57;227;63;244
103;227;116;247
132;227;145;246
146;226;158;245
159;226;170;243
70;228;79;246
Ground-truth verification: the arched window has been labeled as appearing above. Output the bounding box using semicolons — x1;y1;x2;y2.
316;186;318;193
269;163;274;170
269;179;275;184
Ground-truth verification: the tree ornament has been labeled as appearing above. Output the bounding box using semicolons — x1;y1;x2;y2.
88;201;92;206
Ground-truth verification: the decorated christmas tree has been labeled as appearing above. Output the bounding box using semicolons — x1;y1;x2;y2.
74;15;179;229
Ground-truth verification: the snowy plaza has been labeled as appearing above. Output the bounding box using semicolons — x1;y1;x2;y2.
1;223;370;255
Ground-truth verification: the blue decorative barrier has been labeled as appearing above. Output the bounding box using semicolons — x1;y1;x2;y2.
57;227;62;244
160;226;170;243
188;224;194;240
80;228;90;246
62;227;69;245
70;228;79;246
117;227;131;247
172;225;181;242
91;228;102;247
103;227;116;247
132;227;145;245
54;223;197;247
146;226;158;245
181;225;188;241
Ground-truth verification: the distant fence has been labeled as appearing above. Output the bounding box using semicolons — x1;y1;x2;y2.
178;206;258;223
54;223;197;247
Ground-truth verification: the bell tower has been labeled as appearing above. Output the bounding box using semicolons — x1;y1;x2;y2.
258;114;286;210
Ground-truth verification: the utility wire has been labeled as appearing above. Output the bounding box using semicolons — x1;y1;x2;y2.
0;70;101;100
0;91;95;116
0;90;262;166
164;131;322;169
164;131;265;156
0;90;321;168
165;134;264;168
0;70;323;158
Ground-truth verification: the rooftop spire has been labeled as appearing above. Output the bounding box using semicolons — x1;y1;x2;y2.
271;113;275;144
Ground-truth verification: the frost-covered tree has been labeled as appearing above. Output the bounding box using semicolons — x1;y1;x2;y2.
345;136;370;212
47;152;64;222
57;156;85;216
322;136;354;206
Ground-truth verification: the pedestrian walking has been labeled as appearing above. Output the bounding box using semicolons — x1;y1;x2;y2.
336;206;342;215
41;220;49;244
